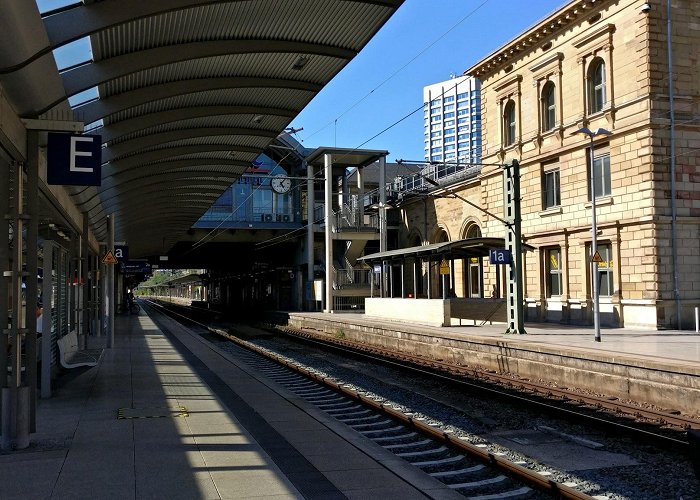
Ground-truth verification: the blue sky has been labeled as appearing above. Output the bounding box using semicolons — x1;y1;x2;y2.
293;0;565;161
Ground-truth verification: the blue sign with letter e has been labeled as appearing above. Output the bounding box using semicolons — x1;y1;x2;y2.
47;133;102;186
489;248;512;265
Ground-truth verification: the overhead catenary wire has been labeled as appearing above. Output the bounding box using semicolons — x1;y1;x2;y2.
301;0;492;144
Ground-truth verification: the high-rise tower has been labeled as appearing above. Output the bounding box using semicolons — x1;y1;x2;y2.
423;75;481;164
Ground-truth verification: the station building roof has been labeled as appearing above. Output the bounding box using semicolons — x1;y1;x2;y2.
0;0;404;258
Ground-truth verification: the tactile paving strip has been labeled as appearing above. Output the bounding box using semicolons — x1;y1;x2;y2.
117;406;189;419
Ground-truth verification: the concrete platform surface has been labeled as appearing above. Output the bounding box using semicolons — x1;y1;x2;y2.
0;311;461;500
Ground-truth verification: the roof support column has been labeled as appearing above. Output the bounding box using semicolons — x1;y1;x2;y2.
305;161;314;310
0;153;8;390
2;160;29;451
324;154;333;313
81;213;89;346
41;242;54;399
357;165;365;225
379;156;387;298
26;131;39;433
107;215;115;347
413;260;417;298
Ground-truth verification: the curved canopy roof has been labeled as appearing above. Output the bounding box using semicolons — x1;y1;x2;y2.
0;0;403;257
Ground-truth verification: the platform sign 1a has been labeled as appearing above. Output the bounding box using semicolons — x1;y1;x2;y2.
47;133;102;186
489;248;512;265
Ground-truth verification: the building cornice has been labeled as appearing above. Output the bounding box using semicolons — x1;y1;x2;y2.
466;0;615;80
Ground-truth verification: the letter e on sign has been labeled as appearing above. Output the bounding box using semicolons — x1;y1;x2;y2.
47;133;102;186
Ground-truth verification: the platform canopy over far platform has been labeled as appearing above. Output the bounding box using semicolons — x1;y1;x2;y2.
0;0;405;259
358;237;533;263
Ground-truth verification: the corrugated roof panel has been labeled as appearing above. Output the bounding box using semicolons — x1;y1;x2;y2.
103;88;313;126
100;53;343;98
106;112;286;139
92;0;392;59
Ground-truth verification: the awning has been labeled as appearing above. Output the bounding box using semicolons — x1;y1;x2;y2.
357;237;534;263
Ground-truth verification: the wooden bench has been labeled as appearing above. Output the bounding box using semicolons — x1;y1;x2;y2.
57;331;103;369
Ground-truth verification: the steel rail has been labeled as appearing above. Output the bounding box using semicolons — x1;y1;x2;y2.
143;299;594;499
269;324;698;443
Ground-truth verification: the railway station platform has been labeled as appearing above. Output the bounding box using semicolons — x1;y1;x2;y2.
282;312;700;416
0;309;461;500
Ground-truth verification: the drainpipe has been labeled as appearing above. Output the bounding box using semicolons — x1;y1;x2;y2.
667;0;681;328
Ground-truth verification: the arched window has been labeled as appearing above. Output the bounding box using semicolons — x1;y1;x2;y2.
542;81;556;131
588;58;606;114
465;223;482;239
503;100;516;147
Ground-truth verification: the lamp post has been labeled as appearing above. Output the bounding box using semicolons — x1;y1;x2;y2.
572;127;612;342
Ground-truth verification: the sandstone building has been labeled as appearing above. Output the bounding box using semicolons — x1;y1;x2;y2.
398;0;700;329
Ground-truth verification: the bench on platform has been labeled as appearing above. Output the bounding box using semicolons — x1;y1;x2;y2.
57;331;103;369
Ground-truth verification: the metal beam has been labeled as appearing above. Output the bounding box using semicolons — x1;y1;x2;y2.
102;127;276;163
70;77;321;124
102;158;248;182
61;39;355;97
106;145;260;170
98;105;297;143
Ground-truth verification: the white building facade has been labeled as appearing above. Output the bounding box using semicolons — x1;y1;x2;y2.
423;76;481;164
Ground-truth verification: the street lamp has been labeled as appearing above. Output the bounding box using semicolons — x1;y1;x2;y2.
572;127;612;342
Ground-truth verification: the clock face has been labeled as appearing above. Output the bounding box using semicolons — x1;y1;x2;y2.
271;174;291;194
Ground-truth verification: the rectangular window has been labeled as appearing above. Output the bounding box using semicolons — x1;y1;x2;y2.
444;112;455;119
457;92;468;100
431;131;442;138
444;136;455;143
595;243;614;296
543;168;560;209
592;152;611;197
444;104;455;111
546;248;562;297
444;96;454;103
444;120;455;127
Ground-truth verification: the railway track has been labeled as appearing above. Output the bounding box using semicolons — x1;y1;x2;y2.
211;325;592;500
146;299;593;498
264;323;699;447
145;300;700;498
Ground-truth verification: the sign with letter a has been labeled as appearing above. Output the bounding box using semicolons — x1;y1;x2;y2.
47;133;102;186
489;249;512;265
